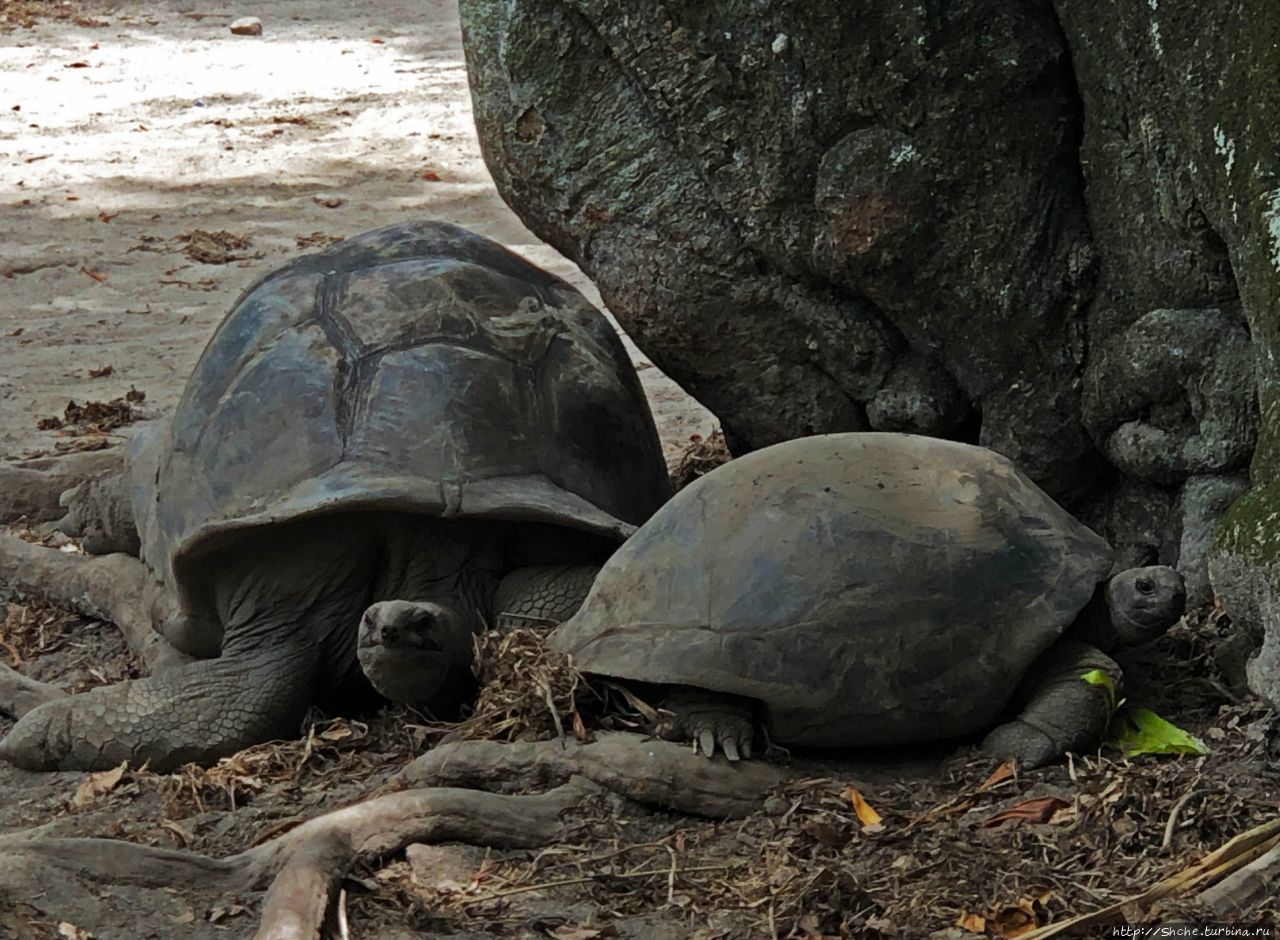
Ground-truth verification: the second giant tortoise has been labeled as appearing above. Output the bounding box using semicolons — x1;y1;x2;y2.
0;221;670;772
547;433;1186;767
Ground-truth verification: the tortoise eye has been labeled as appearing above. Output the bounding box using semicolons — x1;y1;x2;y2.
1136;577;1155;595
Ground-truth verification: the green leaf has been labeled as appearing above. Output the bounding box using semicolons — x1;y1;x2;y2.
1079;669;1119;712
1105;707;1209;758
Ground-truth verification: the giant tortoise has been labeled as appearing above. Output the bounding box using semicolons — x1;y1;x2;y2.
0;221;670;772
546;433;1186;768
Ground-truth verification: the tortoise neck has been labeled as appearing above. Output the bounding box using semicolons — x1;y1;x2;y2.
1065;586;1117;654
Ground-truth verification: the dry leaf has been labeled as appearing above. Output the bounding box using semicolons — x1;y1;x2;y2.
87;365;113;378
1048;802;1078;826
979;759;1017;790
956;912;986;933
312;195;344;208
801;819;852;848
318;724;352;742
421;170;442;181
552;927;602;940
72;762;126;808
79;267;107;283
982;796;1072;828
63;61;91;68
866;914;898;936
97;211;118;223
989;890;1052;938
57;922;91;939
845;785;884;828
207;902;248;923
160;819;193;846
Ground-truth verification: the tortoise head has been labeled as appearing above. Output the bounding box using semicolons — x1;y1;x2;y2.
1103;565;1186;648
357;599;478;707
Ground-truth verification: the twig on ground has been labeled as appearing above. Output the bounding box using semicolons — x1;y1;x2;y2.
1161;787;1206;851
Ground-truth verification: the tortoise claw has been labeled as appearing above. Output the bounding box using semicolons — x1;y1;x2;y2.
697;729;716;758
667;688;759;761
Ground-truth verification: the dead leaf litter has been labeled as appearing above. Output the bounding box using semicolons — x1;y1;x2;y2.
0;597;1274;937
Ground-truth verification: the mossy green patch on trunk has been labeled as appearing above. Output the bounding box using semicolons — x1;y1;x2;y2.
1214;480;1280;565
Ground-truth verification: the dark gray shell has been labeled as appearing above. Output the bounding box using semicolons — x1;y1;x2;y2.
548;433;1114;748
138;221;670;625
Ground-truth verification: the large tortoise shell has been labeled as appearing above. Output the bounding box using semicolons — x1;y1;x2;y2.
550;433;1113;747
137;221;669;626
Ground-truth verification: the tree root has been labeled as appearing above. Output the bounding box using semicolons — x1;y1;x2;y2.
401;731;789;819
0;734;783;938
0;662;67;717
0;448;123;525
1195;832;1280;916
0;533;191;673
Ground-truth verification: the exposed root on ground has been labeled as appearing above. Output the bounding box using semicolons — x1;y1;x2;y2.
0;734;779;938
0;661;66;716
0;533;188;676
0;448;123;524
2;728;1275;938
403;732;789;819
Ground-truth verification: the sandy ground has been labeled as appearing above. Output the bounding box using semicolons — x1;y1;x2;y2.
0;0;714;462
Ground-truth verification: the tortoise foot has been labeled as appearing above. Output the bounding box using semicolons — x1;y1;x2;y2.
981;720;1059;770
663;687;757;761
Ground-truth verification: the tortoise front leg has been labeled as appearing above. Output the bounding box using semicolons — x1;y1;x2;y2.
981;641;1121;769
56;470;139;556
492;564;599;630
0;640;318;772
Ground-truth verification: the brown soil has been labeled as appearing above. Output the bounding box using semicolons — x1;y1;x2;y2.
0;600;1277;939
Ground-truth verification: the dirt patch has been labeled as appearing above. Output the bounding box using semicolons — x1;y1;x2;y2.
176;229;257;265
0;0;110;31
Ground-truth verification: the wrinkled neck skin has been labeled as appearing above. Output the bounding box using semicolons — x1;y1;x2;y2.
208;514;504;697
373;516;505;627
1067;589;1118;653
213;520;378;664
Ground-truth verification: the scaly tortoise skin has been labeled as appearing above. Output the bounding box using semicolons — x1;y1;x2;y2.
549;432;1185;767
2;221;670;771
